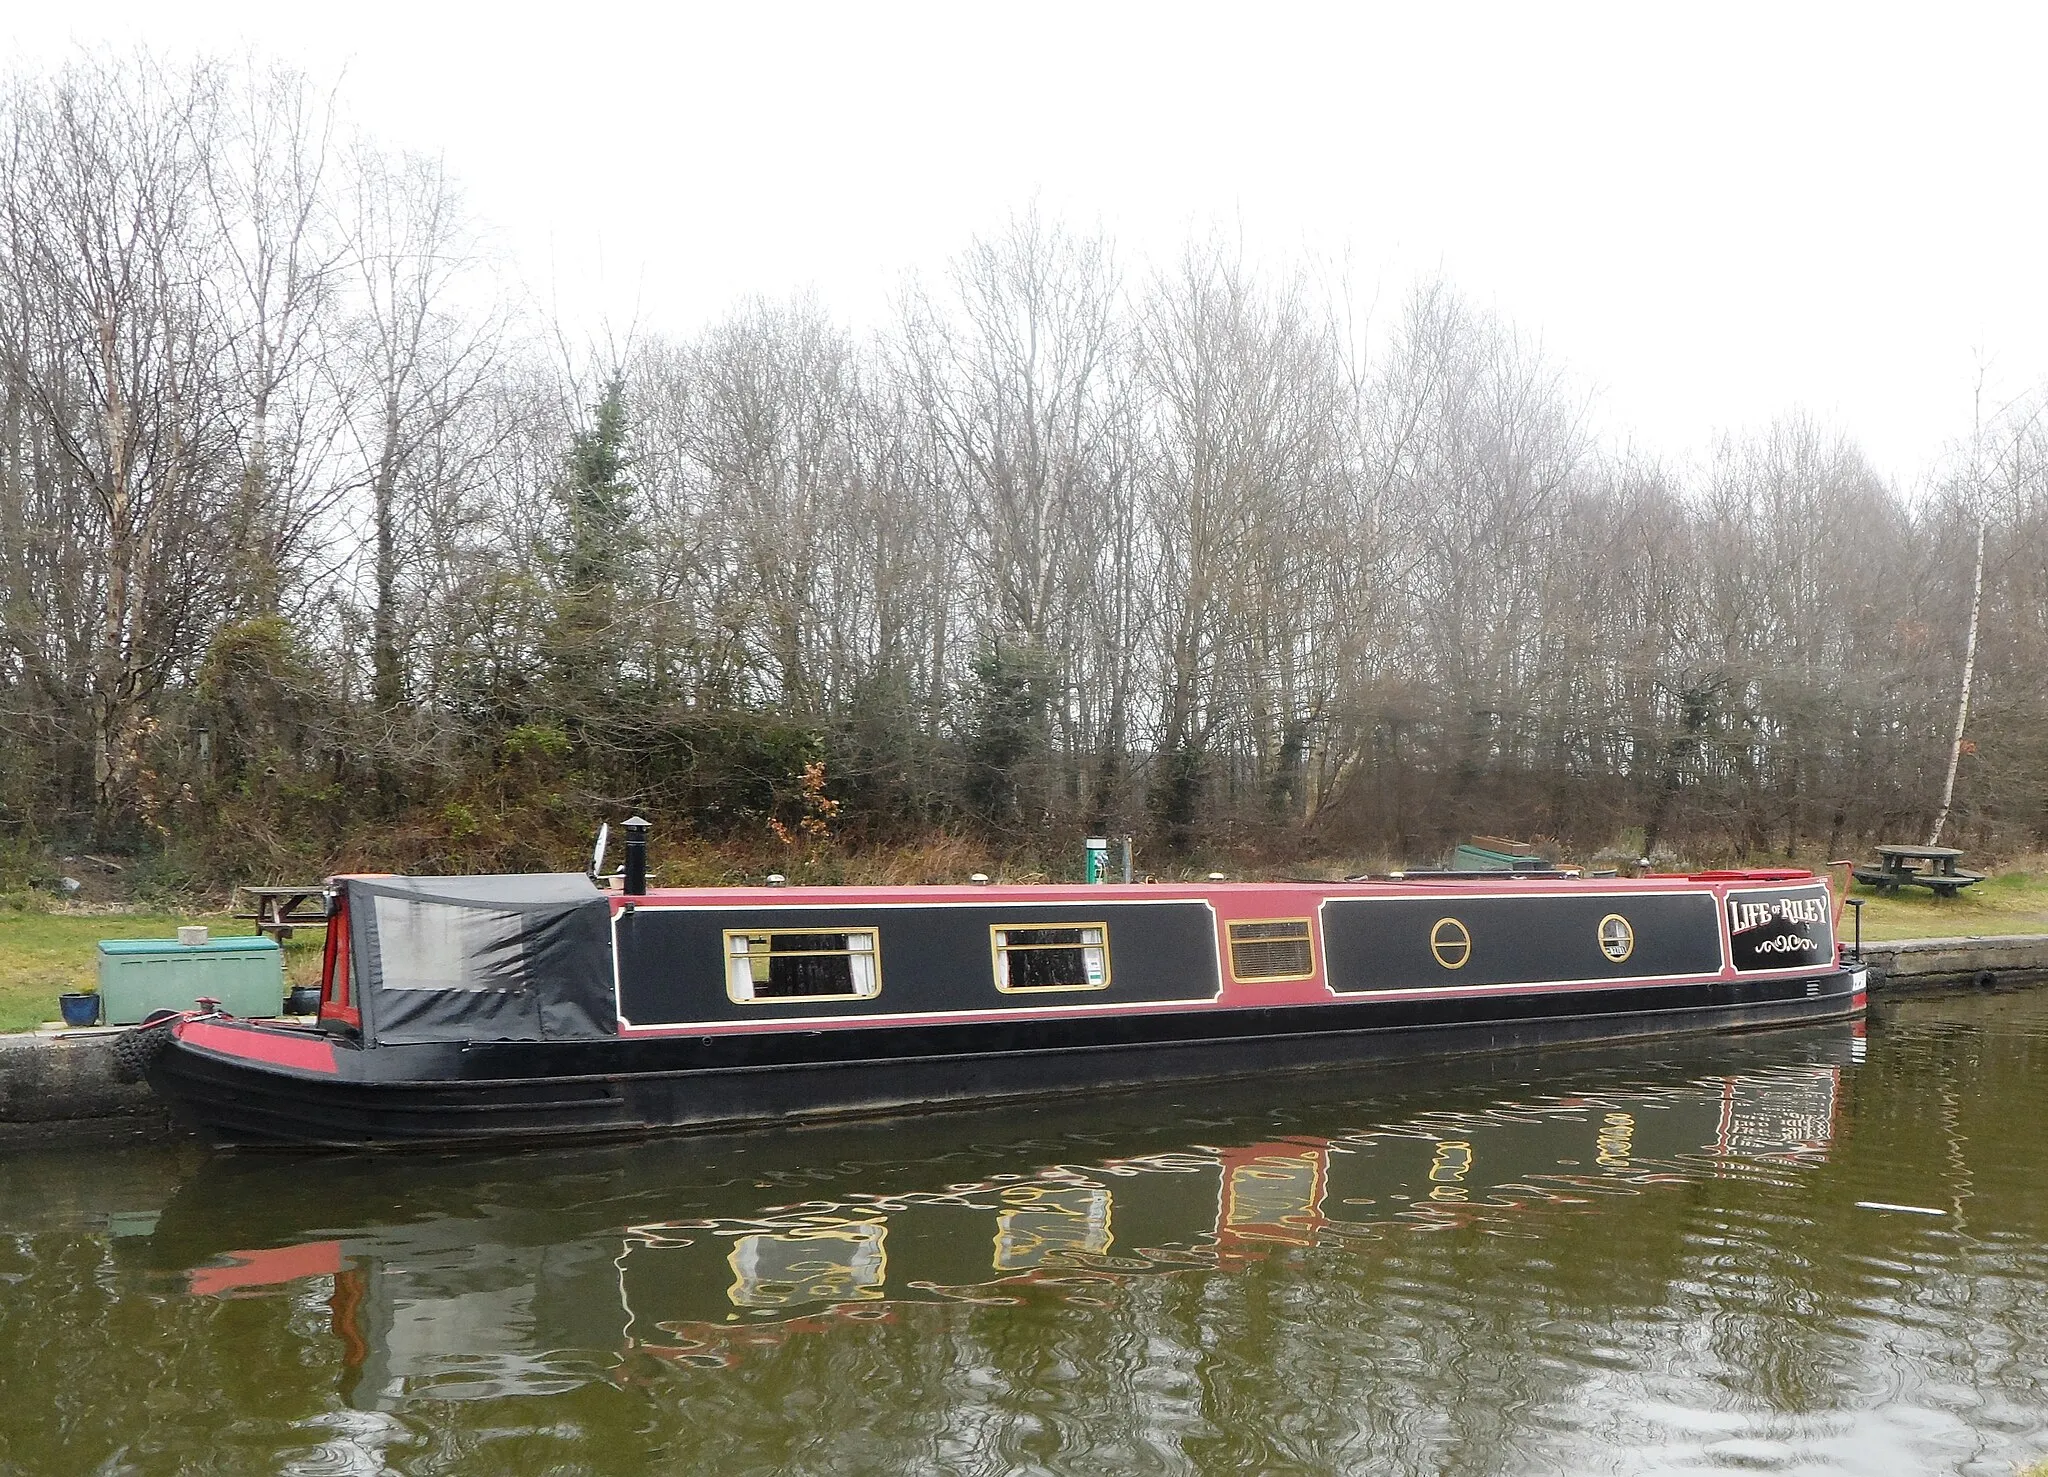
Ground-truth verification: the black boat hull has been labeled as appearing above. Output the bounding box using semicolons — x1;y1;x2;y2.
146;965;1866;1150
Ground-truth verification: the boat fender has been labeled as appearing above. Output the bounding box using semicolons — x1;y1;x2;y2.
1975;970;1998;991
111;1013;184;1084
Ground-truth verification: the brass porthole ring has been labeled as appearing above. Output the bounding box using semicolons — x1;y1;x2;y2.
1597;913;1635;963
1430;917;1472;969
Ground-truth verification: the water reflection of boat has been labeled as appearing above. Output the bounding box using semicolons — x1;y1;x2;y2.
135;1028;1855;1402
129;828;1863;1147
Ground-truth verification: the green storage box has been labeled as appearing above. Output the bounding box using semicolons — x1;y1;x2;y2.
1450;843;1549;872
95;937;286;1025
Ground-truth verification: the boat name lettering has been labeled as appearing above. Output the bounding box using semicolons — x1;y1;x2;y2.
1726;894;1828;935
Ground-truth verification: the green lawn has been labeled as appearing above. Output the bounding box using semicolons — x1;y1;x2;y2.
1847;866;2048;942
0;911;324;1034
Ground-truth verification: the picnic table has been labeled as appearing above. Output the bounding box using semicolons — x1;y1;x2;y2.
1851;845;1984;898
234;884;331;941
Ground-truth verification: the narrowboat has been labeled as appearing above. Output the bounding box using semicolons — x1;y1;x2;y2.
123;824;1867;1149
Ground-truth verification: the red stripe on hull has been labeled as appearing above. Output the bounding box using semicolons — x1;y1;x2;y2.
178;1018;340;1075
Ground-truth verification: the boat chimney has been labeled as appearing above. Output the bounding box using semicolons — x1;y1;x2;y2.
622;815;651;896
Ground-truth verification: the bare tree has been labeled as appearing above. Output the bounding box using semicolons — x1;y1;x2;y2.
0;54;246;837
198;60;352;616
335;144;501;734
899;210;1123;825
1135;239;1348;844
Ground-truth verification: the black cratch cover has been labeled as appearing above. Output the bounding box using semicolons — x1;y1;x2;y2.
344;874;617;1045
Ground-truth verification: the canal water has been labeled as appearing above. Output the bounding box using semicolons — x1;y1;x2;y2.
2;991;2046;1476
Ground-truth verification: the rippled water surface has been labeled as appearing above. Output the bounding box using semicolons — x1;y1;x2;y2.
4;992;2048;1475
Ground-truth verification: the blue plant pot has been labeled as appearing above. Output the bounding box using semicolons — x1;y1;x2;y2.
58;992;101;1028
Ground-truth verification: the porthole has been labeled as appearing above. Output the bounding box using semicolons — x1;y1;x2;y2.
1430;917;1472;969
1597;913;1635;964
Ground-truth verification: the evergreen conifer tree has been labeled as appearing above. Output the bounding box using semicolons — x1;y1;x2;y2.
550;374;637;726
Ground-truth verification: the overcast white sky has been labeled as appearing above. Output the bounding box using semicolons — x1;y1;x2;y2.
7;0;2046;488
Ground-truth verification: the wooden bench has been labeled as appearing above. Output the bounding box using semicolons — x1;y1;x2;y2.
1851;845;1984;898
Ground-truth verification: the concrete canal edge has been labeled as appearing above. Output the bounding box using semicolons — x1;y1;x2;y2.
1;934;2044;1134
0;1029;177;1144
1860;934;2048;994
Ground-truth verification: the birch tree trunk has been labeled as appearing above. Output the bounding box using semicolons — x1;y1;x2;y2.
1927;518;1984;847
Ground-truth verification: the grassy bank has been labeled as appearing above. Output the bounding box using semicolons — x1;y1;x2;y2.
0;912;323;1034
1848;863;2048;942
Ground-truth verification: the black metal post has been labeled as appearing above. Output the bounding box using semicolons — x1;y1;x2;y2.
622;815;650;897
1845;897;1863;961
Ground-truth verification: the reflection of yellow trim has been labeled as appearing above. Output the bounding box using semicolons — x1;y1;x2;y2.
1224;1152;1326;1243
1430;917;1472;969
1597;913;1635;963
725;1221;888;1308
1428;1139;1473;1201
988;922;1112;993
1596;1111;1635;1168
724;927;883;1004
991;1182;1114;1270
1226;917;1317;982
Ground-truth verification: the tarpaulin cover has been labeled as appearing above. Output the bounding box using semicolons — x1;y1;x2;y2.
343;874;616;1045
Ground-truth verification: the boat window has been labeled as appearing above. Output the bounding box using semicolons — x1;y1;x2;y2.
726;930;881;1003
1228;919;1315;981
371;896;527;992
991;924;1110;992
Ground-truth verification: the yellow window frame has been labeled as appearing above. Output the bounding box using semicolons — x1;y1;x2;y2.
724;927;882;1005
1226;917;1317;983
988;922;1112;994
